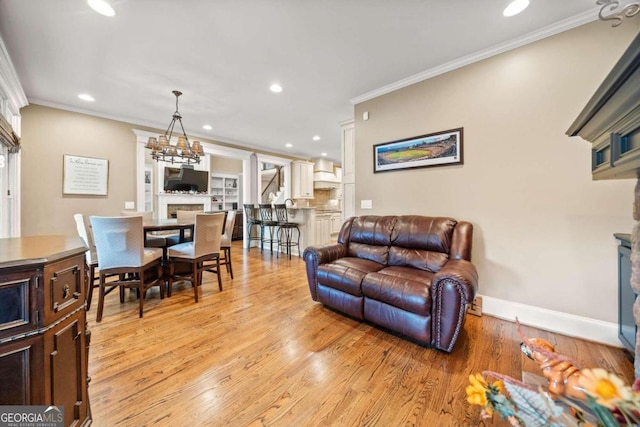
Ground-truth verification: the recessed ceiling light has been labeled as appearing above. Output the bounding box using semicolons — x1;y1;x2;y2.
321;152;328;157
78;93;95;102
270;83;283;93
312;135;321;141
503;0;529;17
87;0;116;17
285;143;293;148
202;124;212;130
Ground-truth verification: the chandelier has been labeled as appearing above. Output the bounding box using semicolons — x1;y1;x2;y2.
145;90;204;165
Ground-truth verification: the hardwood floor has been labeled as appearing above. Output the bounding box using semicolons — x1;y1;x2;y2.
87;241;634;426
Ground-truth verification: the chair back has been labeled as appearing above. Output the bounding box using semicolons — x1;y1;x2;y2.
74;213;97;265
120;210;153;220
258;204;275;222
221;210;236;244
90;216;146;269
243;204;259;222
273;204;289;223
193;213;225;258
176;210;204;221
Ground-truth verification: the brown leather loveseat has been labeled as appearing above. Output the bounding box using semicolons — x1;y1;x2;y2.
303;215;478;352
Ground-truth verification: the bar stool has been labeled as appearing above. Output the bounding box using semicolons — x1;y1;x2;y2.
274;204;300;259
243;204;262;252
258;204;279;253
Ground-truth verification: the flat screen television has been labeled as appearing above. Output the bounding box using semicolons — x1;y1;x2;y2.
163;167;209;193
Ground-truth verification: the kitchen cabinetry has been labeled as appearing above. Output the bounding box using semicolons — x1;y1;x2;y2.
211;173;239;211
330;213;342;235
0;235;91;426
315;214;331;245
292;160;314;199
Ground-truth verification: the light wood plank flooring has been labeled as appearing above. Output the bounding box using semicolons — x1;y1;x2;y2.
87;241;634;426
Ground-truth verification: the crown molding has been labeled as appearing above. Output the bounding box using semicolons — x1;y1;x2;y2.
0;35;28;114
350;8;600;105
28;98;301;160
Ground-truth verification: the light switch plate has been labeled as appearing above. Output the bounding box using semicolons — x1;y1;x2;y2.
124;201;135;210
361;199;372;209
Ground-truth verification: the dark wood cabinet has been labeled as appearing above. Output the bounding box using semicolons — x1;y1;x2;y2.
616;233;635;354
567;31;640;180
0;235;91;426
232;210;243;241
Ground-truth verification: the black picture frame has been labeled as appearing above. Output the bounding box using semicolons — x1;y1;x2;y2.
373;127;463;173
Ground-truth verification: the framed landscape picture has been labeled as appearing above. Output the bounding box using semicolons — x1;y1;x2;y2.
373;128;463;173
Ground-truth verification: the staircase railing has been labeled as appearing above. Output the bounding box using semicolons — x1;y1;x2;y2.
261;166;282;203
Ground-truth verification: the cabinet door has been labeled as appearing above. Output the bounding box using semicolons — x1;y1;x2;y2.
45;309;89;427
0;334;45;405
330;215;342;234
292;162;314;199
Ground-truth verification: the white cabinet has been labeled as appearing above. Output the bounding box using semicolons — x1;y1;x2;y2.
330;213;342;235
292;160;314;199
315;215;331;245
210;173;239;211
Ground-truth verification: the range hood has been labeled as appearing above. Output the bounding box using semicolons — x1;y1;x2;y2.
313;159;340;189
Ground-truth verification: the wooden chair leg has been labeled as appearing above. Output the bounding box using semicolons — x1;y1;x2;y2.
216;257;222;291
193;260;199;303
96;274;106;322
226;247;233;279
87;264;96;310
137;268;145;318
157;263;165;299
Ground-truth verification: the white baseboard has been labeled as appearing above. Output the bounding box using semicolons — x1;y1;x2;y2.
481;295;622;348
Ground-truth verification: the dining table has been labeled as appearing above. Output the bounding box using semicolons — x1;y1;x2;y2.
143;218;194;247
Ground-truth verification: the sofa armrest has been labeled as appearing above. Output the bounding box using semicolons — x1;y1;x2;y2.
430;259;479;352
303;244;347;301
432;259;478;304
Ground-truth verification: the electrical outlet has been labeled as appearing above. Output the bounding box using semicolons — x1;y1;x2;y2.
468;296;482;317
124;201;135;210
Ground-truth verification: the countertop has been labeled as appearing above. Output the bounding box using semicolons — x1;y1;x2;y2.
0;235;88;269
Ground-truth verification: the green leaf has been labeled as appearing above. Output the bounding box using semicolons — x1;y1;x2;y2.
586;395;621;427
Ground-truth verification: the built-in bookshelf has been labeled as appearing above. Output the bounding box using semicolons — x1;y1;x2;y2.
210;173;239;211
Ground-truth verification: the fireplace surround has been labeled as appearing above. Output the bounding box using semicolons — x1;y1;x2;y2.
567;31;640;376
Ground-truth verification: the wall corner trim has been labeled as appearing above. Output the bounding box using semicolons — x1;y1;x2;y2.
481;295;621;347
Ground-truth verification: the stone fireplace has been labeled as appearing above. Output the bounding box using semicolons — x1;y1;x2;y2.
157;193;212;220
167;203;204;219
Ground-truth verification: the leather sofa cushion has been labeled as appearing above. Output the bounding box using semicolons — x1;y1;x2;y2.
361;266;433;316
317;257;385;297
347;216;396;264
388;216;456;272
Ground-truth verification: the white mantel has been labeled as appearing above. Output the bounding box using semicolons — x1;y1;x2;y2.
157;193;212;219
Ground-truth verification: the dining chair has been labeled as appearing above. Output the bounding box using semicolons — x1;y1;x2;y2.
167;212;225;302
90;215;164;321
273;204;300;259
220;210;236;278
243;204;262;252
258;204;279;253
120;210;168;248
170;210;204;243
74;213;120;310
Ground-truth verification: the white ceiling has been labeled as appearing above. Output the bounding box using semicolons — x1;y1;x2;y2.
0;0;602;163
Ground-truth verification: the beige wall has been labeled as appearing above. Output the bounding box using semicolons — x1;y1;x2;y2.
353;21;638;322
20;105;145;236
210;156;242;174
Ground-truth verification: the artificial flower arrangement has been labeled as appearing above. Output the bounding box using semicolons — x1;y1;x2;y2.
466;325;640;426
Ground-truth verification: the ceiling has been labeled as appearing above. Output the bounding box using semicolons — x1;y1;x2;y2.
0;0;602;163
